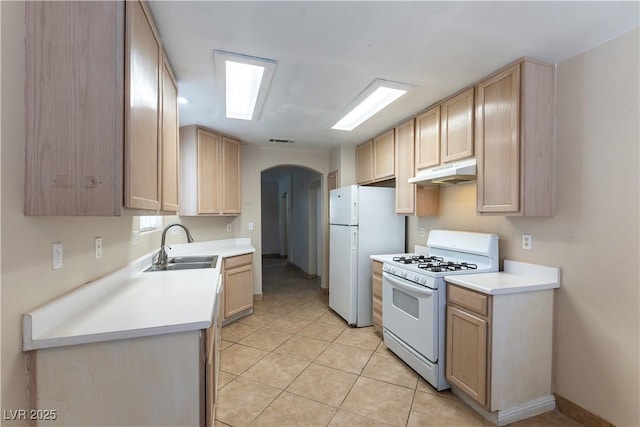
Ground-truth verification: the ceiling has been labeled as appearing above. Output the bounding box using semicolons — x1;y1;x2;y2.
148;1;639;151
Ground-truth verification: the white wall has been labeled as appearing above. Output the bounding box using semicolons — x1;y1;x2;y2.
241;145;330;293
407;29;639;426
329;145;356;188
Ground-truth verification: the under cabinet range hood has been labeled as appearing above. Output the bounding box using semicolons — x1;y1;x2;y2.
408;158;477;185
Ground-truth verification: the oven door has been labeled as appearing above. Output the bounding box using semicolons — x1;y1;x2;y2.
382;272;438;362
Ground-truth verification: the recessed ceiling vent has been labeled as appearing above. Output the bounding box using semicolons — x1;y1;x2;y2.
269;138;295;144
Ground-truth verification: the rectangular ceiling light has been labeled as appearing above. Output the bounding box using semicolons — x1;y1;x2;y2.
214;50;276;121
331;79;414;131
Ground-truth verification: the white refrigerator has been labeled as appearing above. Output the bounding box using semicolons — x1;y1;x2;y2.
329;185;405;326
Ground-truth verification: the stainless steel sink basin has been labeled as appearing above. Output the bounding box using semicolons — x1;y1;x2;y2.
168;255;216;264
144;255;218;272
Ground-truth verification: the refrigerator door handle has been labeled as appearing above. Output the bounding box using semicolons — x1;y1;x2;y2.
352;201;357;223
353;229;357;251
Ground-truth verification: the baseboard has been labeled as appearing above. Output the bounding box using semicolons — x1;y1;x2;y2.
451;388;555;426
555;394;614;427
253;293;263;302
286;262;319;279
261;253;281;259
496;396;556;425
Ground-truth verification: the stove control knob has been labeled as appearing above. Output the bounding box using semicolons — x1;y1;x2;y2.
421;277;427;285
401;270;407;278
414;274;420;282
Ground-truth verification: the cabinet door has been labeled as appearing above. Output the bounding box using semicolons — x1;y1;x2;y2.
415;105;441;170
356;141;374;184
221;137;241;214
373;130;395;180
25;1;124;216
197;130;221;214
395;119;416;214
161;55;179;212
476;65;521;214
446;306;488;407
224;264;253;319
441;88;474;163
125;0;161;210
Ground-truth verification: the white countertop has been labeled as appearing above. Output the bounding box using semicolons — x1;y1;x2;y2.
444;260;560;295
23;238;255;351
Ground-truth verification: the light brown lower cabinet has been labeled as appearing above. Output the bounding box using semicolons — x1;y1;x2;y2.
371;260;383;335
446;286;491;406
222;254;254;324
28;330;217;427
445;283;555;425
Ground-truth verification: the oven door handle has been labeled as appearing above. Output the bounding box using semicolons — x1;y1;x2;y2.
383;272;435;296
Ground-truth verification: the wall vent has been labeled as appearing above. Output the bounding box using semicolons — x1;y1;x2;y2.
269;138;295;144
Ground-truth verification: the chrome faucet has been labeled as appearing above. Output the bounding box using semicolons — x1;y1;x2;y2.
155;223;195;267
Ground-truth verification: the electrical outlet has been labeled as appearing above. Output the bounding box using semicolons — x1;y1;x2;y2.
419;227;426;238
248;222;254;231
171;227;181;235
522;234;532;250
226;223;232;232
94;237;103;259
52;242;63;270
132;231;140;246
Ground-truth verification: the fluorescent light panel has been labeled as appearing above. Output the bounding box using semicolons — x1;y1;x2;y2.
214;50;276;121
331;79;413;131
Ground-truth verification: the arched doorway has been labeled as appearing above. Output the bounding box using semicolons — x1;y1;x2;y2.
261;166;323;283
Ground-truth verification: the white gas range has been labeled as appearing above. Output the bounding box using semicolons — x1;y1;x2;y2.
380;230;499;391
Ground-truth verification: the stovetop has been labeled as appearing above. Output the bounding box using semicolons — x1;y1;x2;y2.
380;230;499;287
391;255;479;273
382;252;496;288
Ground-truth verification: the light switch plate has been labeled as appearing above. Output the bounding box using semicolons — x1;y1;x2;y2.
52;242;63;270
94;237;103;259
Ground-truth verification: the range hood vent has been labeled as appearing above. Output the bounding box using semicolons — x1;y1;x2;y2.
408;158;477;185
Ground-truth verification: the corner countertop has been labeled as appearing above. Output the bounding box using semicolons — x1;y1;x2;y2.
444;260;560;295
23;238;255;351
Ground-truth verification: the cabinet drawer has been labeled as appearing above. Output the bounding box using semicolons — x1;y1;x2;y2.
372;279;382;299
373;297;382;316
448;285;489;316
224;253;252;270
372;311;382;329
372;261;383;275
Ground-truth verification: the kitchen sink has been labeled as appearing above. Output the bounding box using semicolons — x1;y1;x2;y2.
144;255;218;272
168;255;216;264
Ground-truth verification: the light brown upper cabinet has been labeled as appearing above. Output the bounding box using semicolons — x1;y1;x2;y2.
24;1;178;216
395;119;416;214
124;0;162;211
221;136;242;215
441;87;474;163
356;140;374;184
415;105;441;170
25;2;125;216
161;54;180;212
475;60;555;216
356;130;395;185
373;129;395;181
179;126;242;216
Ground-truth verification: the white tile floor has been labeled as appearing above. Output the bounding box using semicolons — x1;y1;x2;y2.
215;258;582;427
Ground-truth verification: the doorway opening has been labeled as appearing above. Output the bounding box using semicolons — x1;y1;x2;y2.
261;166;323;293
